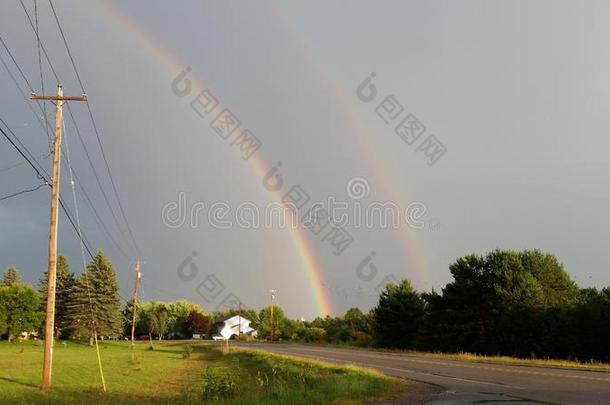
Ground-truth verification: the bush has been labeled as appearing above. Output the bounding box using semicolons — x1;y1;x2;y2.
351;331;373;346
181;344;193;359
201;368;239;400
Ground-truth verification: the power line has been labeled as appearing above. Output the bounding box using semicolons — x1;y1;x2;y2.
18;0;60;83
63;120;107;392
63;119;88;270
58;195;95;260
0;44;128;261
48;0;141;257
0;46;55;138
0;153;49;173
5;12;137;259
0;119;48;181
63;105;134;251
0;36;36;90
7;4;162;306
2;155;132;307
71;170;131;260
0;183;48;202
0;118;95;260
47;0;84;90
34;0;51;151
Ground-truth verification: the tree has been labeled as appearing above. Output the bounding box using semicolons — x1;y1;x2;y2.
0;300;6;336
65;251;122;339
518;250;578;307
141;302;170;340
121;300;139;337
344;307;372;335
1;267;21;287
258;305;288;340
0;283;43;341
561;287;610;361
421;249;580;356
184;310;211;336
311;315;351;342
38;255;76;338
371;279;426;349
166;300;206;337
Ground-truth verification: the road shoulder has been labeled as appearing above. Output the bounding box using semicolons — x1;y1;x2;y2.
374;379;443;404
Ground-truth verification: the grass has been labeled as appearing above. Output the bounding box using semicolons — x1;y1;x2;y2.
422;351;610;371
297;342;610;372
184;346;406;404
0;340;406;404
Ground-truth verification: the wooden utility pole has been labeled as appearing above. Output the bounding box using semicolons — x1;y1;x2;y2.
32;85;87;390
269;289;276;341
130;259;141;348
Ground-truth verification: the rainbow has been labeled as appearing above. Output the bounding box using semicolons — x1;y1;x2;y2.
89;1;430;316
91;0;333;316
266;6;431;289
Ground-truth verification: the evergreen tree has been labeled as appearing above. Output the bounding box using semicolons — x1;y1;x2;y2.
1;267;21;287
65;251;122;339
371;279;426;348
420;249;581;357
38;255;76;338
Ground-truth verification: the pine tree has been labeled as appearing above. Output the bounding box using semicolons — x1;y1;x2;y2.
371;279;426;349
64;275;91;338
38;255;76;339
65;251;122;339
1;267;21;287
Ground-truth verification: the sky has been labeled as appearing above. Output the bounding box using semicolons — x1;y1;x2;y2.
1;0;609;319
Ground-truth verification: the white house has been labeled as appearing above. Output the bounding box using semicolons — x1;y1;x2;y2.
213;315;257;340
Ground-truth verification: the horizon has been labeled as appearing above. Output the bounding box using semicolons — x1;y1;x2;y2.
1;0;609;320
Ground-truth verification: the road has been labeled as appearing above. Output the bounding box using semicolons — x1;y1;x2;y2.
236;343;610;404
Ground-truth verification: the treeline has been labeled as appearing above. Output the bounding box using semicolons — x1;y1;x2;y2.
0;251;123;341
304;250;610;362
127;303;323;342
2;249;609;362
124;300;210;340
0;252;217;342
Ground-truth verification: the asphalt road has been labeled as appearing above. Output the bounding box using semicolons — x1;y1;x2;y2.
236;343;610;404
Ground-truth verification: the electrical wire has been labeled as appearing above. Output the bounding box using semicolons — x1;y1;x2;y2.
0;118;95;259
0;153;49;173
48;0;141;257
0;48;127;260
34;0;52;151
18;0;60;83
0;47;55;138
1;27;135;260
63;118;106;391
0;182;48;202
63;106;134;252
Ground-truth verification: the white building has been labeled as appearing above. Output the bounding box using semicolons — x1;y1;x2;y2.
213;315;257;340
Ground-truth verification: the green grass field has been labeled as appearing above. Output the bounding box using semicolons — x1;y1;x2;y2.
0;340;406;404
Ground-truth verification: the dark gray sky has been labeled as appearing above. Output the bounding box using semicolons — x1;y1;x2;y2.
1;0;609;319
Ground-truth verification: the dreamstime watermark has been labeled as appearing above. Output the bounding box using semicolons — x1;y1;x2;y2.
161;178;439;232
171;66;353;256
170;66;436;306
176;250;246;311
171;66;262;161
357;73;447;166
